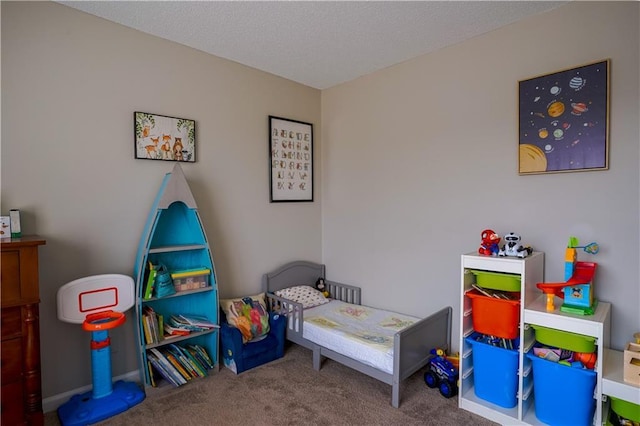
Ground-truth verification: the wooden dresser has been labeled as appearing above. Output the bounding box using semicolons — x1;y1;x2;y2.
1;236;46;426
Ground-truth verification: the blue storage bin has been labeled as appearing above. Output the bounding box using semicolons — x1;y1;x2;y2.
526;352;596;426
465;334;519;408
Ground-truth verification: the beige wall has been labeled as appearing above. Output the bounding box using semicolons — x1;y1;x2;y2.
2;0;639;408
321;1;639;351
2;1;321;399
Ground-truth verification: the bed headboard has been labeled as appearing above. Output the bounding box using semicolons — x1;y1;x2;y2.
262;260;325;293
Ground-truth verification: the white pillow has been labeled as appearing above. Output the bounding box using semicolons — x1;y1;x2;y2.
274;285;329;309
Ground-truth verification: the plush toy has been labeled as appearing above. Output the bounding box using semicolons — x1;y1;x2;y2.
478;229;501;256
315;278;330;298
498;232;533;258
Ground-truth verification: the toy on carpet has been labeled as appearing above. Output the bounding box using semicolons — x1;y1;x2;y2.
536;236;599;314
478;229;501;256
315;277;330;298
424;348;459;398
498;232;533;258
56;274;145;426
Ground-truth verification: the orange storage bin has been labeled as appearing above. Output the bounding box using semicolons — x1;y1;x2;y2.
466;289;520;339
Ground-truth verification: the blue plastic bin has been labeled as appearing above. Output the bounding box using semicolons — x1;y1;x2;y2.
527;352;596;426
465;335;519;408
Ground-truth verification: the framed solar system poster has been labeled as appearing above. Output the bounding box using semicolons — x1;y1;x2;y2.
518;59;610;174
269;116;313;202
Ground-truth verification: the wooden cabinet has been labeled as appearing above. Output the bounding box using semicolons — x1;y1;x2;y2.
1;236;46;426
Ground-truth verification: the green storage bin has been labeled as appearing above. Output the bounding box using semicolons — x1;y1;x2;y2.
610;395;640;423
469;270;521;291
531;324;596;353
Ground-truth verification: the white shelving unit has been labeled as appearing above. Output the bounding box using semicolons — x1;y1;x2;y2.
603;348;640;407
459;251;614;425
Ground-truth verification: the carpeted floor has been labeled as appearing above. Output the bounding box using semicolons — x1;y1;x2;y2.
45;344;497;425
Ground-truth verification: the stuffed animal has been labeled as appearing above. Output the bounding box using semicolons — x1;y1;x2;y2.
478;229;501;256
315;278;330;298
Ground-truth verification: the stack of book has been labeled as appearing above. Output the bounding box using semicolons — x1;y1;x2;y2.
144;309;218;344
146;343;215;387
142;306;163;345
165;314;218;336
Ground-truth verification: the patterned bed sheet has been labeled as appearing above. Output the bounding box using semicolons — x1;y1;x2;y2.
303;300;419;374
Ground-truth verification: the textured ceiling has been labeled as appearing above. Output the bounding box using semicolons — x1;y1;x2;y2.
58;1;568;89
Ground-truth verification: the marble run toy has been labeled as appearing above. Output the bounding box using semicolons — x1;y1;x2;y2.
536;237;599;315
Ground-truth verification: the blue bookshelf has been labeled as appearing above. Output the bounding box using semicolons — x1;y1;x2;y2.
133;164;219;388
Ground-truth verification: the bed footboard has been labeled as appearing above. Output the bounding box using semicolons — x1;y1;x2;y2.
391;305;452;407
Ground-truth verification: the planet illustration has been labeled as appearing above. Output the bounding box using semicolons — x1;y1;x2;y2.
563;122;571;130
553;129;564;140
538;128;549;139
571;102;588;115
547;101;565;118
544;144;554;153
550;86;561;95
569;76;586;90
519;144;547;173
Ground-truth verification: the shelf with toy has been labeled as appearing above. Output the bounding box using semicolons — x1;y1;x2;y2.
603;348;640;406
522;237;610;426
459;249;544;425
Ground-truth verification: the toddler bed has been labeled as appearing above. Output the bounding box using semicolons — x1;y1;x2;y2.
262;260;452;408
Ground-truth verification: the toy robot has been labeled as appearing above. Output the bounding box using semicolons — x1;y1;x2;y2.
498;232;533;258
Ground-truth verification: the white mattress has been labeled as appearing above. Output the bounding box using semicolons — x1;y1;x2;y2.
302;300;419;374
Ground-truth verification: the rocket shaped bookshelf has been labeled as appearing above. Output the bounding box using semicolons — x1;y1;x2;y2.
133;164;219;388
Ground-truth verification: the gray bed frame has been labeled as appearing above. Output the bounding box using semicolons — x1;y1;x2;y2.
262;260;452;408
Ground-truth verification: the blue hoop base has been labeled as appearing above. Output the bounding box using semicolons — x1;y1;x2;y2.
57;380;145;426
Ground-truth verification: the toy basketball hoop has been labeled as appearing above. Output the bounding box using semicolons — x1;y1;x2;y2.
56;274;144;425
82;310;126;331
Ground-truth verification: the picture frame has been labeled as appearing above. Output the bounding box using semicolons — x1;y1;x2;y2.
518;59;610;174
269;116;313;202
134;112;196;162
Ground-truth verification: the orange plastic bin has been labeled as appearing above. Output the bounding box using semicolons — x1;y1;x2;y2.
467;289;520;339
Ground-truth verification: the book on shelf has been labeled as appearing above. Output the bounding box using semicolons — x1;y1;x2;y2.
161;348;192;382
158;313;164;339
149;348;186;386
143;305;162;344
164;323;191;337
143;262;157;300
170;267;211;279
187;344;214;370
147;351;181;387
142;314;153;345
169;314;218;331
167;344;200;379
146;360;157;387
178;345;208;377
185;345;210;372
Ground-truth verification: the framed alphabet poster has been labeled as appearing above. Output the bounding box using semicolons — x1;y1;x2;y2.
518;59;609;174
269;116;313;202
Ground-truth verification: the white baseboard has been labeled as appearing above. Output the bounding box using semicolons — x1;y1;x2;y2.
42;369;141;414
